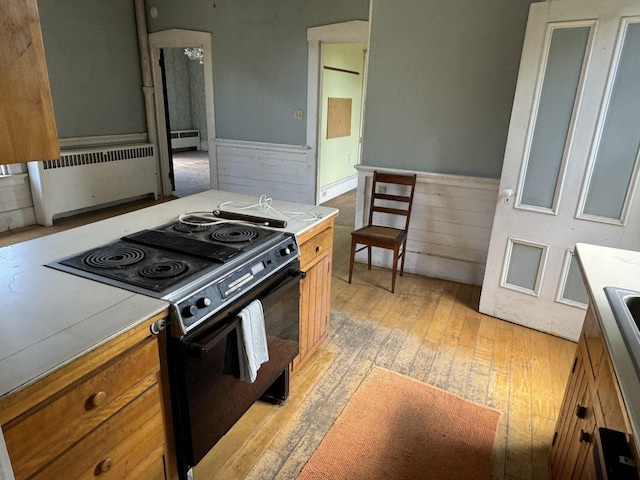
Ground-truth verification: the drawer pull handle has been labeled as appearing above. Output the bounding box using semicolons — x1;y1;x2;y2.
90;391;107;408
579;429;591;443
575;404;587;418
98;458;113;473
315;245;321;253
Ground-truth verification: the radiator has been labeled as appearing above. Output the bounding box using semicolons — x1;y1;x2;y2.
27;143;158;226
171;130;200;150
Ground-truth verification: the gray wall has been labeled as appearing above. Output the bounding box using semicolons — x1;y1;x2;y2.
362;0;533;179
38;0;147;139
36;0;536;180
146;0;370;146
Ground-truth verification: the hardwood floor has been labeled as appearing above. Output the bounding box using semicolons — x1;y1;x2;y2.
197;190;577;480
0;189;577;479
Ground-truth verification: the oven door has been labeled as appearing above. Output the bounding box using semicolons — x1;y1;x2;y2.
168;261;301;477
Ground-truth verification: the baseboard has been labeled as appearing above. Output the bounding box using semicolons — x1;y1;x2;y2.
320;175;357;203
355;249;485;286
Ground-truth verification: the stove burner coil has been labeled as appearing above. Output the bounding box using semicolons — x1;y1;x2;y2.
83;246;146;268
139;261;189;279
211;225;259;243
173;222;211;233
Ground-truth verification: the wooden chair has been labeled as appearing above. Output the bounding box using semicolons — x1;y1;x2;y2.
349;171;417;293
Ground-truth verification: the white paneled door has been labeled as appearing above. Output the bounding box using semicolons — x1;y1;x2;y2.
479;0;640;341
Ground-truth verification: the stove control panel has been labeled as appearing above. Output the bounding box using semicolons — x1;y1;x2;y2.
172;234;299;335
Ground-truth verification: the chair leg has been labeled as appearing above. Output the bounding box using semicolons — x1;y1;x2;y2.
367;245;372;270
400;240;408;276
348;239;357;284
391;247;400;293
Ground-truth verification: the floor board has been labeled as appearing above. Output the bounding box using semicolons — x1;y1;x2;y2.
0;188;577;479
197;190;577;480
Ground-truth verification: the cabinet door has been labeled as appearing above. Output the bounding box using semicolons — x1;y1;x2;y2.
0;0;59;164
294;251;332;371
550;342;596;480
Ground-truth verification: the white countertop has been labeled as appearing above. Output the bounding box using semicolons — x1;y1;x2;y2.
575;243;640;454
0;190;337;400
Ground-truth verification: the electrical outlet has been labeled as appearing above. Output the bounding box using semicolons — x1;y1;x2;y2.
294;110;304;121
379;185;387;194
348;154;353;164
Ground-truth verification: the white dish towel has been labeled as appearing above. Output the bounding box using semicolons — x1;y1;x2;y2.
238;299;269;383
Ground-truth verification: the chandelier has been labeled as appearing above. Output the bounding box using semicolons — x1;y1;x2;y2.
184;47;204;64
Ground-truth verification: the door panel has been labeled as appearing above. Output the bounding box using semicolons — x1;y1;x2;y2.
559;251;589;306
480;1;640;341
504;240;547;294
520;24;591;212
580;21;640;222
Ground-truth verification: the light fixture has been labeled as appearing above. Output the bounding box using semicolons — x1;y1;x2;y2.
184;47;204;64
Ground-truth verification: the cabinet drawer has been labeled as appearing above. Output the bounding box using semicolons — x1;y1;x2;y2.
31;383;165;480
300;226;333;269
5;337;160;479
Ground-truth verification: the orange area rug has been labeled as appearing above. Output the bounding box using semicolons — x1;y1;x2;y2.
297;367;501;480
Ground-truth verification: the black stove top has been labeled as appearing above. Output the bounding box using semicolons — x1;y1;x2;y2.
48;219;300;335
49;221;285;296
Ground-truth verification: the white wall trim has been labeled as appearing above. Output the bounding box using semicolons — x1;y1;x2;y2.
307;20;370;43
354;165;499;286
58;134;148;149
319;174;357;204
215;138;311;153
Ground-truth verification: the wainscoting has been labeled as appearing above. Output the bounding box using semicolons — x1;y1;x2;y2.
215;139;315;205
353;166;499;286
0;173;35;233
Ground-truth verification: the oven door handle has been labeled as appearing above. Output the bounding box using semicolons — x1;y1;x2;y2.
183;318;239;357
182;268;304;357
260;268;305;297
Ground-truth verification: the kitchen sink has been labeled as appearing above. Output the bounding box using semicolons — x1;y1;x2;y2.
604;286;640;378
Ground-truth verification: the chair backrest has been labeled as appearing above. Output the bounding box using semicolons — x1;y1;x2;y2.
367;171;417;230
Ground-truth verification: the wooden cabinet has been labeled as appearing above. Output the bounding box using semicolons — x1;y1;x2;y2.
292;218;334;373
0;0;60;165
550;305;636;479
0;312;170;480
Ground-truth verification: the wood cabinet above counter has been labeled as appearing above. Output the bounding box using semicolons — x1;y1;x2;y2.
1;0;59;165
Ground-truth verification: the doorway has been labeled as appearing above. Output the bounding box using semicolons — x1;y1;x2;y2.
318;43;366;203
148;29;218;197
306;21;369;205
161;46;210;197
